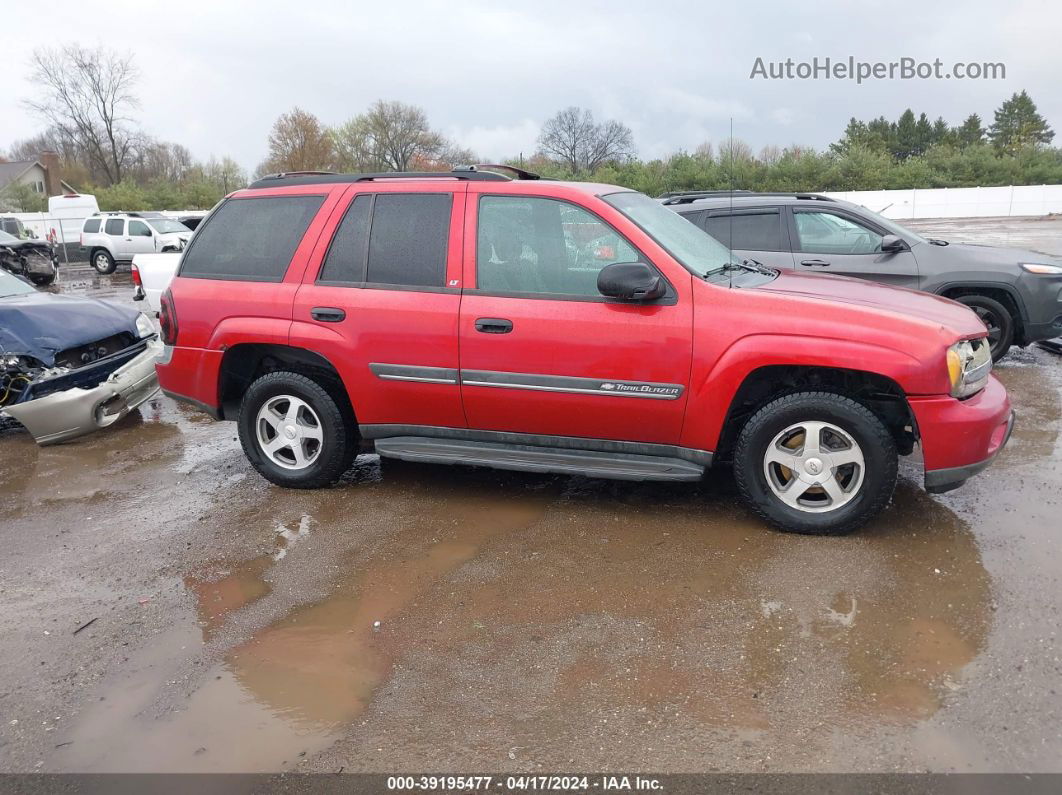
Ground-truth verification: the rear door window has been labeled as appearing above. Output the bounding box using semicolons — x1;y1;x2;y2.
180;195;324;281
105;218;124;236
705;208;784;251
318;193;451;288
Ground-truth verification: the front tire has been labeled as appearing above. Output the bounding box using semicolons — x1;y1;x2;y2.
30;270;56;286
955;294;1014;362
91;249;117;275
733;391;898;535
238;371;357;488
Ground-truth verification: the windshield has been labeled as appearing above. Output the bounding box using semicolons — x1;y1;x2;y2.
851;204;928;244
0;270;36;298
602;192;738;275
148;218;190;234
0;230;19;244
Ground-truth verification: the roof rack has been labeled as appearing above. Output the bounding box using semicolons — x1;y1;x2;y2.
456;163;542;180
659;190;835;205
658;189;754;200
249;165;540;190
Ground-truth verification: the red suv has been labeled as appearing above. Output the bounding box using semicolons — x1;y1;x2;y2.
156;166;1013;534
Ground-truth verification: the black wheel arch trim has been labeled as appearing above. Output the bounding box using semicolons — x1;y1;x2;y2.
935;281;1029;324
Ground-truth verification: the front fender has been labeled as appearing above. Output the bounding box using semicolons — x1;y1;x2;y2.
679;333;935;452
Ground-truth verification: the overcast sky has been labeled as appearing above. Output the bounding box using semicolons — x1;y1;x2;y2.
3;0;1060;174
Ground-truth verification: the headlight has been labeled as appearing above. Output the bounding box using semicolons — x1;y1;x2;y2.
947;337;992;398
135;312;155;339
1020;263;1062;275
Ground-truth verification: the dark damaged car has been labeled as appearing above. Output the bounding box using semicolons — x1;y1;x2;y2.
0;230;59;286
0;270;161;444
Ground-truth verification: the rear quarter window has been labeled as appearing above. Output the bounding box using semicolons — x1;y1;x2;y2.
179;195;324;281
83;218;101;233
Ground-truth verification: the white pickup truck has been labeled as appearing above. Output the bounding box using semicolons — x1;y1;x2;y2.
132;252;181;314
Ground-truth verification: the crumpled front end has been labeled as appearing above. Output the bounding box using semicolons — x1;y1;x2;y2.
1;336;163;445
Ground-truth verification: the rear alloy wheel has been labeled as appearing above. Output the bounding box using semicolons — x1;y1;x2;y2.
238;371;357;488
734;392;898;535
955;294;1014;362
91;249;117;275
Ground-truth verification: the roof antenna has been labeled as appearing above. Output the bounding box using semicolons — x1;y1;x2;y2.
728;116;734;289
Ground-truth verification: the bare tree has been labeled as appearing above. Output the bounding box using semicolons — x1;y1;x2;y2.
759;144;782;165
261;107;335;173
131;139;193;182
717;138;753;163
537;107;590;173
332;100;451;172
201;156;247;193
363;101;443;172
25;45;140;185
693;141;714;161
537;107;634;174
330;116;380;172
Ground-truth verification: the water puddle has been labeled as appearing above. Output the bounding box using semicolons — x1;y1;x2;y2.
53;477;548;772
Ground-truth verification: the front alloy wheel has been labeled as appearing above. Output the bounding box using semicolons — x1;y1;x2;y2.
734;391;898;535
762;421;865;513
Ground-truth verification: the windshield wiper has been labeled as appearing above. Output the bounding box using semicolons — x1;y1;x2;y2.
703;258;774;278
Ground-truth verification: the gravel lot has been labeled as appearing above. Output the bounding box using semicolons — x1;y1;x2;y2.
1;217;1060;774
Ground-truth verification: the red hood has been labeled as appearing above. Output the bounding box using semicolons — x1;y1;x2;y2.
753;270;987;339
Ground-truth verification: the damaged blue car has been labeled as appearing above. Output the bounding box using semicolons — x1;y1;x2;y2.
0;270;161;444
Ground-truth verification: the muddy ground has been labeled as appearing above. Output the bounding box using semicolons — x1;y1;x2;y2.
1;217;1060;774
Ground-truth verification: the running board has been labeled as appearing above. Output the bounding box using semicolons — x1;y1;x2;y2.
373;436;705;482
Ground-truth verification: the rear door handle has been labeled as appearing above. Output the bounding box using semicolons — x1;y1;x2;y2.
800;259;831;267
475;317;513;334
311;307;346;323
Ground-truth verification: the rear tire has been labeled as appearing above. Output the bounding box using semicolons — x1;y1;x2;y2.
238;371;358;488
30;271;56;286
733;391;897;535
955;294;1014;362
91;249;117;275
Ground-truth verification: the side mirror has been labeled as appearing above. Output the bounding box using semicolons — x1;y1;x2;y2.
597;262;667;301
880;234;908;253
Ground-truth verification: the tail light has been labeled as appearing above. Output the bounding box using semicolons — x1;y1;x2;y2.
131;264;143;288
159;288;179;345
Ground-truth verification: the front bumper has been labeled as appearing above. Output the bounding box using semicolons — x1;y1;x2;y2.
1;338;163;445
911;375;1014;494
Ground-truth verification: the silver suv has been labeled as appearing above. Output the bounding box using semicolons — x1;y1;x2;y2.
81;212;192;275
664;191;1062;361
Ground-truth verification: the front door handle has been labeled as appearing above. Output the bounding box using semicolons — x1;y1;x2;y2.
475;317;513;334
800;259;831;267
311;307;346;323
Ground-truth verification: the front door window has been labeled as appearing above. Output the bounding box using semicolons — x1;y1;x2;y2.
794;211;883;255
476;196;639;296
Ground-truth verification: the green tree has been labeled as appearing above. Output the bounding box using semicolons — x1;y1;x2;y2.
989;90;1054;155
1;182;47;212
955;114;986;149
892;109;919;160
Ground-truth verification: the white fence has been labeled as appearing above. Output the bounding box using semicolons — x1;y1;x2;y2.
822;185;1062;220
